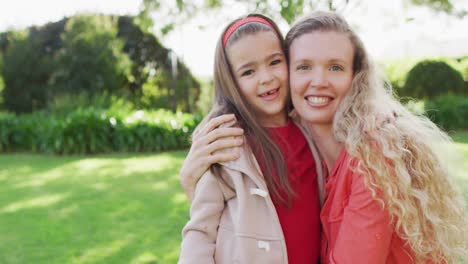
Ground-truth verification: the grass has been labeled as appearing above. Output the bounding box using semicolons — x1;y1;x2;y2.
449;131;468;202
0;152;189;264
0;132;467;264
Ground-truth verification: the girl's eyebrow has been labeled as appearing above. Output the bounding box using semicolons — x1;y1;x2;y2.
236;61;255;73
265;52;284;60
236;52;283;73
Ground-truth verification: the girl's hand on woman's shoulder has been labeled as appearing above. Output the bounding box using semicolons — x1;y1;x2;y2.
180;114;244;201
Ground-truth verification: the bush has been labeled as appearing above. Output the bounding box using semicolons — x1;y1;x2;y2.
0;109;201;154
425;95;468;130
381;59;419;97
0;55;4;109
48;91;134;116
404;60;464;99
195;77;214;115
2;32;53;113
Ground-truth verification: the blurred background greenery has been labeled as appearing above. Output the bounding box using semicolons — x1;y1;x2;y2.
0;0;466;263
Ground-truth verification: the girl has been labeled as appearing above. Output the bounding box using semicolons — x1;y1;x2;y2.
181;11;467;263
178;14;322;264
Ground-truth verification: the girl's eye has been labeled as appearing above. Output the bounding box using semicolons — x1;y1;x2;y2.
271;59;281;66
297;65;310;71
330;65;343;71
241;69;254;76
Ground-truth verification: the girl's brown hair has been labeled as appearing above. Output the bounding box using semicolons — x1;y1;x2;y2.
286;11;467;263
199;14;295;205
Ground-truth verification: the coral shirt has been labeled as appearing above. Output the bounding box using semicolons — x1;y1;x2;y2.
320;149;415;264
257;120;321;264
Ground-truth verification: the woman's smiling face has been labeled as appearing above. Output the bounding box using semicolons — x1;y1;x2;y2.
289;30;354;127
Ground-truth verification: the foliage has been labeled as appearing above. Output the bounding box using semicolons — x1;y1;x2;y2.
55;15;132;95
1;31;54;113
381;58;420;98
403;60;465;99
140;0;462;35
425;95;468;130
117;16;200;112
0;54;4;108
382;56;468;99
0;109;201;154
0;14;200;114
195;77;215;115
411;0;454;14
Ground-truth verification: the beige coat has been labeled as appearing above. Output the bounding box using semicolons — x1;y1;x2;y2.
178;117;323;264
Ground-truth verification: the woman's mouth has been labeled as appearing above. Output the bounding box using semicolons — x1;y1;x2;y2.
305;96;332;106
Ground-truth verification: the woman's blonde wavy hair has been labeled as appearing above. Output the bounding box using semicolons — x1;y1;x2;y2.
286;11;467;263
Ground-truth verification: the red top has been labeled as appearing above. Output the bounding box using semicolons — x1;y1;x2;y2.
255;120;321;264
320;149;417;264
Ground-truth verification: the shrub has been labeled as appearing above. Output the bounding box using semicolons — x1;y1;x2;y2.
48;91;134;116
425;95;468;130
381;59;419;97
195;77;214;115
404;60;464;99
0;55;4;109
2;32;53;113
0;109;200;154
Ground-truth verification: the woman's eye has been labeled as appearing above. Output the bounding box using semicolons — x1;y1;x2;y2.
330;65;343;71
241;69;254;76
297;65;310;71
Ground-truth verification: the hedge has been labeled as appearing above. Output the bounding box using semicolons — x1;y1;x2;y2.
0;109;201;154
425;95;468;131
404;60;465;99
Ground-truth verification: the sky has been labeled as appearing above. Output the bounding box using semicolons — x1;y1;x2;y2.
0;0;467;77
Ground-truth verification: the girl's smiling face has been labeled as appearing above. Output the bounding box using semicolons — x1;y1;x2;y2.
289;30;354;127
227;31;289;127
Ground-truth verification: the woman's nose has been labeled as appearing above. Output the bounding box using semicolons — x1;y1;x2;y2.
310;68;328;88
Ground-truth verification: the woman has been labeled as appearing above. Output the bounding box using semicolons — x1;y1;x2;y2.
181;11;467;263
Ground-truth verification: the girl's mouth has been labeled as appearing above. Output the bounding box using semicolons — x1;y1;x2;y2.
259;88;280;101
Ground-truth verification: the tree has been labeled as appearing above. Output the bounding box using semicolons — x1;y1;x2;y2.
140;0;462;36
2;31;53;113
117;16;200;112
0;51;4;108
56;15;132;94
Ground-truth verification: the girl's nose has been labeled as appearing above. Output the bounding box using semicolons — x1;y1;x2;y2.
259;68;274;85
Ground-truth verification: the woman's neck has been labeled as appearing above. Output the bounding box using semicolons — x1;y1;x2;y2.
307;124;343;173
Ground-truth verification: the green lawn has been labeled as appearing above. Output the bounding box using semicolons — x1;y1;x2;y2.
0;152;189;264
450;131;468;202
0;132;467;264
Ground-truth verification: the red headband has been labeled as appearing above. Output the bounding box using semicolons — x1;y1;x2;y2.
222;16;274;48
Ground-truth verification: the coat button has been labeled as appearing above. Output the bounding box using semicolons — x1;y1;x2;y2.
257;240;270;251
249;188;268;198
